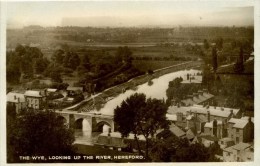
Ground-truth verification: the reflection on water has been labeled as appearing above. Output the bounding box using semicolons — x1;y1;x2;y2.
98;69;200;115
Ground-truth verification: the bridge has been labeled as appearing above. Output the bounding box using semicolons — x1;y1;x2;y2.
55;109;115;138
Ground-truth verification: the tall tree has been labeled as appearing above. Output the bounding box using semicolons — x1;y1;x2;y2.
212;47;218;72
7;110;75;162
114;93;169;159
203;39;210;50
234;46;245;73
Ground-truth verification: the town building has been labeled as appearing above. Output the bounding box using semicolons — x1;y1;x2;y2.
67;86;84;96
7;92;26;113
223;142;253;162
180;89;214;106
227;117;254;144
24;90;46;110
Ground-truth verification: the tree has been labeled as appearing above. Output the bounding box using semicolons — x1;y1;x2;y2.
215;37;223;50
7;110;75;162
234;46;245;73
115;46;133;64
203;39;210;50
50;70;63;83
212;47;218;72
114;93;169;159
52;49;65;64
82;54;91;71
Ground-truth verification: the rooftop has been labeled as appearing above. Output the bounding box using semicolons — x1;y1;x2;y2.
7;92;25;103
228;118;251;129
24;90;44;97
169;124;186;138
168;105;239;119
231;142;252;151
67;86;83;91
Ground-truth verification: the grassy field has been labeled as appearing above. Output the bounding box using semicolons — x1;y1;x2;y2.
132;60;185;72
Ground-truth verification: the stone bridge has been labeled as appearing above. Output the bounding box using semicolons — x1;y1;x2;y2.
56;110;114;137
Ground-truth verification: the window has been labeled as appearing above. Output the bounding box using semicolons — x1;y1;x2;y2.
236;128;239;132
237;157;240;161
236;137;239;143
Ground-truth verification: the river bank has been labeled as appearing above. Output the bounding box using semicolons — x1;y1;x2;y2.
71;61;202;112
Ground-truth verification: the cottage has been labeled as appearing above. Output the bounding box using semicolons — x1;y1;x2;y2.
67;86;83;96
24;90;46;110
218;137;235;149
227;117;254;144
180;89;214;106
223;142;253;162
7;92;26;113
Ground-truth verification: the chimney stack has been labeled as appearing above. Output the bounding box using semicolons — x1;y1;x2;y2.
14;95;16;100
207;111;210;122
230;110;234;118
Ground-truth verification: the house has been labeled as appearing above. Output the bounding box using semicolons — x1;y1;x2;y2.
218;137;235;150
203;119;227;139
180;89;214;106
223;142;253;162
24;90;46;110
169;124;186;138
167;104;240;123
167;104;240;133
7;92;26;113
227;117;254;144
67;86;83;96
200;135;219;147
95;132;146;151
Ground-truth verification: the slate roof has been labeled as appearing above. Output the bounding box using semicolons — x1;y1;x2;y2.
7;92;25;103
228;118;249;129
181;92;214;106
223;146;234;153
200;135;219;142
231;142;252;151
168;105;238;119
67;86;83;91
166;114;177;121
24;90;43;97
169;124;186;138
186;129;195;140
241;116;254;123
46;88;58;92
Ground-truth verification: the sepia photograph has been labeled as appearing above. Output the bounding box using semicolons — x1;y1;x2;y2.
1;0;258;164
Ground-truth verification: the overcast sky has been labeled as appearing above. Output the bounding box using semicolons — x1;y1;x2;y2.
6;1;254;28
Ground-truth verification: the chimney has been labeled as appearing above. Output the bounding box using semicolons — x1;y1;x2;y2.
177;112;183;122
230;110;234;118
14;95;16;100
17;97;20;103
207;111;210;122
248;116;252;123
221;107;224;111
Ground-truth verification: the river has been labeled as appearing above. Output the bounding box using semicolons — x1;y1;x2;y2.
94;69;201;116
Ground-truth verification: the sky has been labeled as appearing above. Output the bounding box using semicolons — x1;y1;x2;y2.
6;1;254;28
